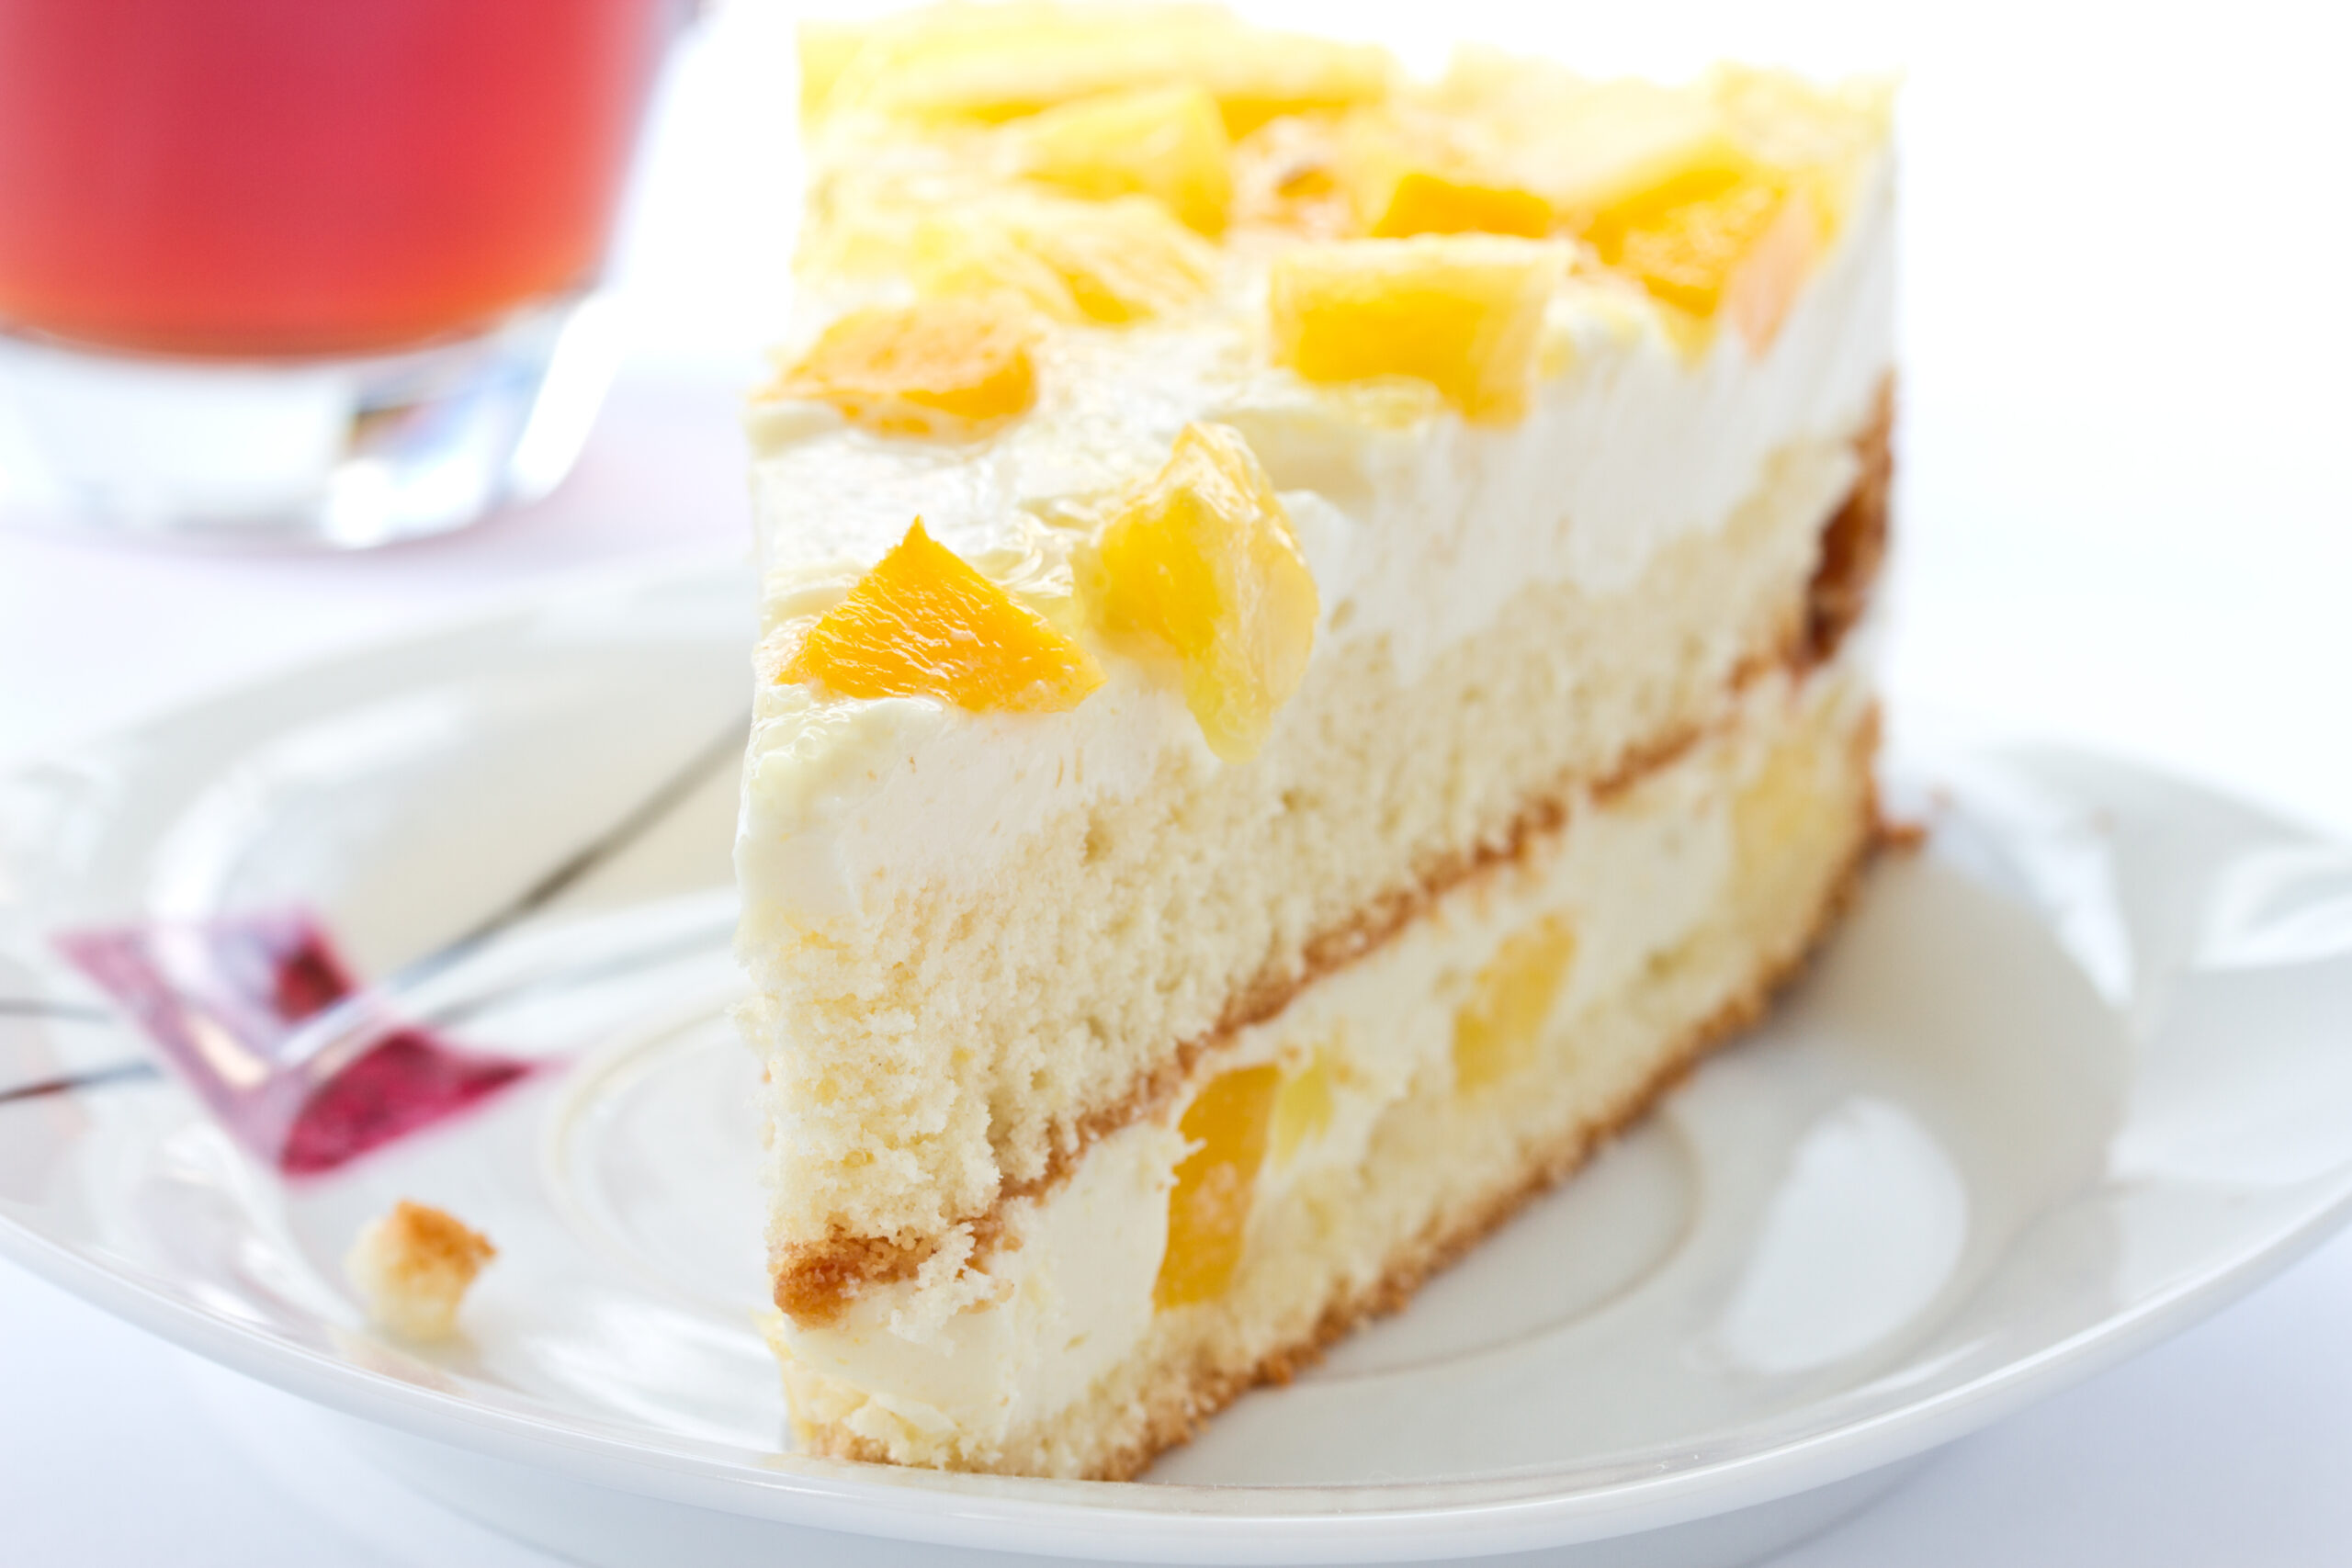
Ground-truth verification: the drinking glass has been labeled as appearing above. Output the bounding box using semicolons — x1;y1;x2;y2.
0;0;686;547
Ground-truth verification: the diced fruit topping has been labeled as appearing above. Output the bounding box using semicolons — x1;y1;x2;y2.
1420;62;1862;349
1156;1063;1281;1309
1585;169;1820;345
795;18;865;123
1087;423;1317;762
1202;35;1396;138
1707;64;1892;232
1331;108;1554;240
1521;80;1754;225
1736;730;1816;869
1268;236;1559;423
1716;185;1822;351
1269;1045;1339;1166
1732;707;1847;907
914;195;1216;324
765;299;1039;437
1596;174;1772;313
810;4;1394;135
1015;85;1233;235
779;519;1103;712
1371;170;1553;240
1453;914;1577;1091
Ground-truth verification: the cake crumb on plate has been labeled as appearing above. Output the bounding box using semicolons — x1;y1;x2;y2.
345;1200;495;1342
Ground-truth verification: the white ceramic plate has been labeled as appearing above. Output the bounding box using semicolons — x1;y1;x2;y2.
6;563;2352;1568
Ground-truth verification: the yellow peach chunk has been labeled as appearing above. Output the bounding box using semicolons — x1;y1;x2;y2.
914;195;1216;325
1589;174;1792;322
1453;914;1577;1092
780;519;1103;712
1268;236;1559;423
1520;77;1841;344
765;299;1039;437
1719;185;1824;351
1420;61;1870;343
1155;1064;1281;1309
1706;63;1892;235
1371;169;1553;240
1017;84;1233;235
1088;423;1317;762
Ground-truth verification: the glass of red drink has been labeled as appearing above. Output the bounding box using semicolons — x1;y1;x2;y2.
0;0;685;547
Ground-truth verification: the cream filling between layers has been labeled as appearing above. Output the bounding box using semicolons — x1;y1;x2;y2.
738;159;1893;923
771;663;1871;1460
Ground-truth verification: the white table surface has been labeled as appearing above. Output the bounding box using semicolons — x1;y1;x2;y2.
6;1;2352;1562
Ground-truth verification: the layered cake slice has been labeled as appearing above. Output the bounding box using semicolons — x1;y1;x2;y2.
737;3;1894;1480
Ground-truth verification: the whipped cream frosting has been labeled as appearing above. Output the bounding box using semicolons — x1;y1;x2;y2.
739;157;1894;923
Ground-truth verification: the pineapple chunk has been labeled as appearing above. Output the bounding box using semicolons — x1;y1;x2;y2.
1268;236;1560;423
1736;728;1820;876
812;3;1394;135
1333;107;1553;240
1269;1044;1340;1166
1372;170;1553;240
764;298;1039;437
1708;63;1893;234
780;519;1103;713
1016;84;1234;235
914;194;1217;324
1156;1064;1281;1309
1732;703;1849;909
1512;78;1756;223
1453;914;1577;1092
797;18;865;123
1088;423;1317;762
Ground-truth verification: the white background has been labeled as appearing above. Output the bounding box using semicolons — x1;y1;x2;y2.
5;0;2351;1562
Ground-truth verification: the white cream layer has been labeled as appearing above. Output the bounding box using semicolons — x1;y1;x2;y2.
739;159;1892;925
766;667;1871;1459
778;1117;1187;1456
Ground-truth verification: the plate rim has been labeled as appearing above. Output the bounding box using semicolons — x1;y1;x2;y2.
9;1167;2350;1563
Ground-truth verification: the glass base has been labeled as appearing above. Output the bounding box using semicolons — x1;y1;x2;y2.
0;294;623;549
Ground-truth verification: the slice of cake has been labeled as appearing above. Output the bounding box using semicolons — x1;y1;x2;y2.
737;3;1894;1480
